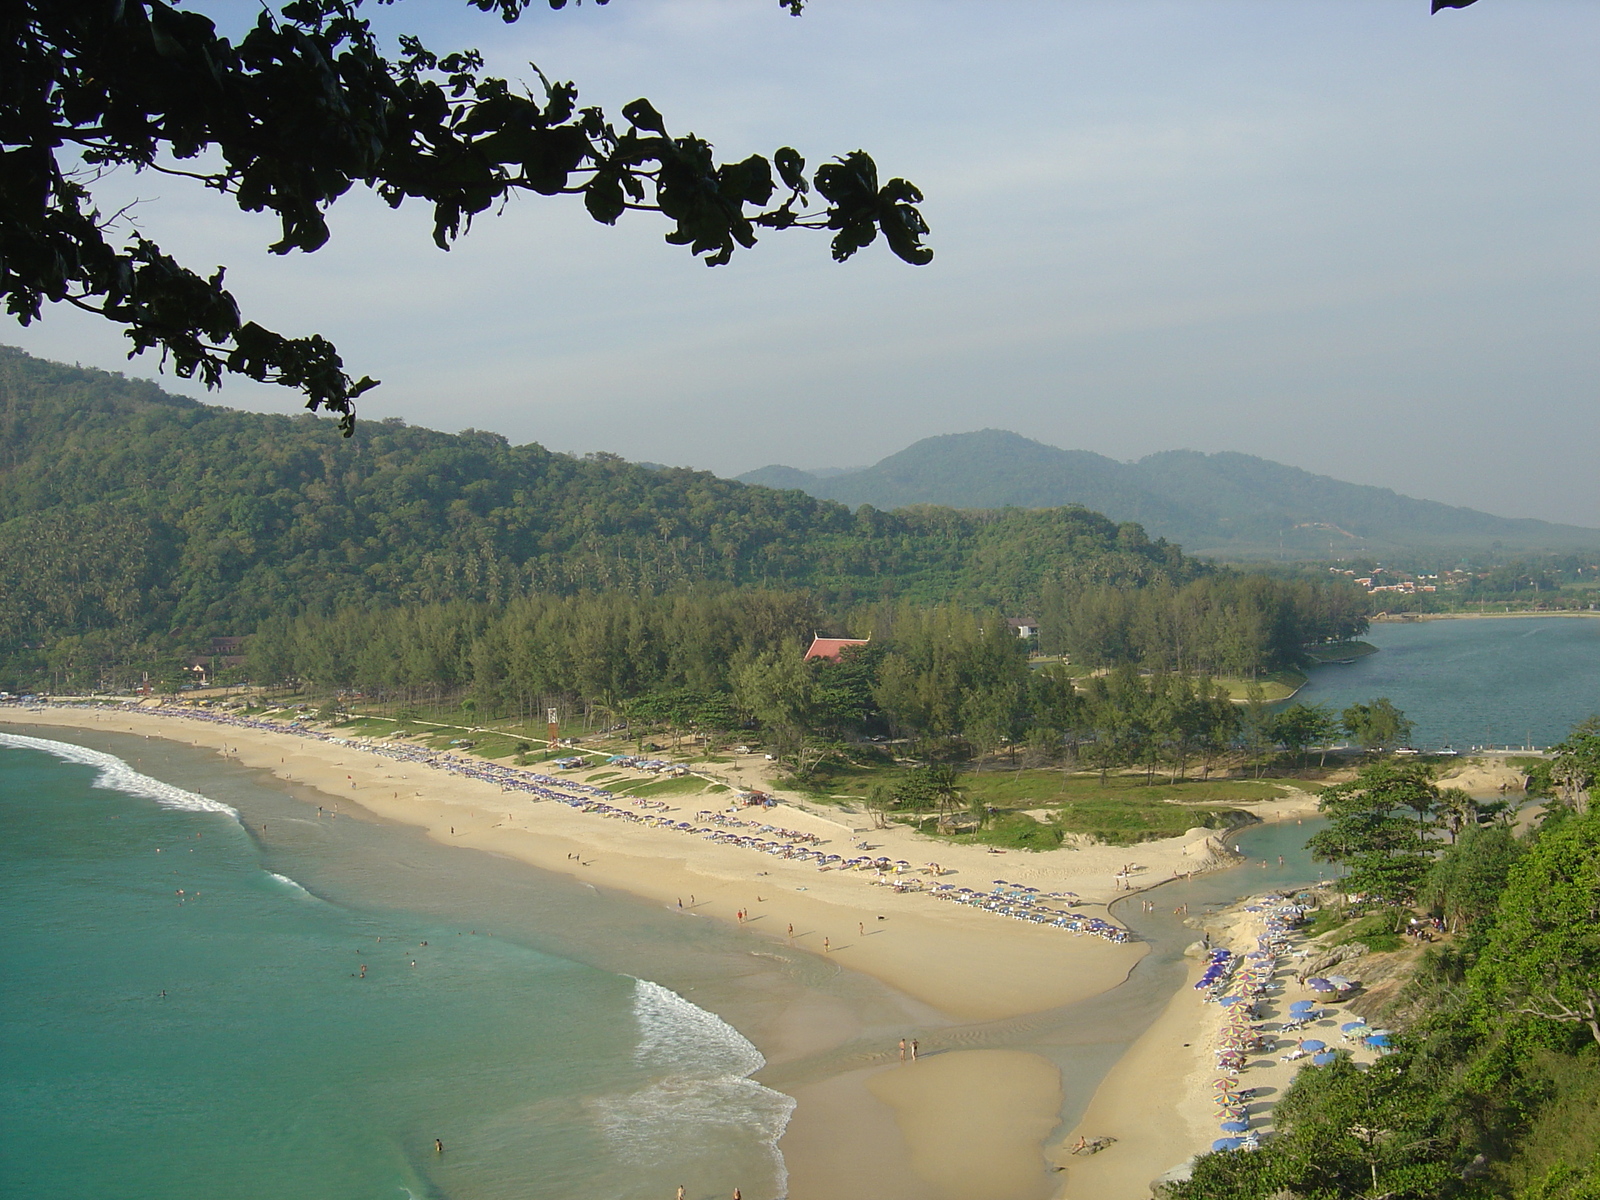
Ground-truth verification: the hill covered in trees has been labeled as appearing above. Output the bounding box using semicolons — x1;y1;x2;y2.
0;347;1365;693
738;430;1600;559
0;348;1184;637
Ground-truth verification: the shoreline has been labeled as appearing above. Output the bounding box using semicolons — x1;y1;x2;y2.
1372;609;1600;622
6;702;1306;1200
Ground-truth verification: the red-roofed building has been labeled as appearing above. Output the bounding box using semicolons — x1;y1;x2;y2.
803;635;870;663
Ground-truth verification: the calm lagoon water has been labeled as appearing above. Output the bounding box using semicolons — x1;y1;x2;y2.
1296;616;1600;750
0;730;797;1200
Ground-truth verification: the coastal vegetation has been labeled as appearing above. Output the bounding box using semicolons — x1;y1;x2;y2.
1172;719;1600;1200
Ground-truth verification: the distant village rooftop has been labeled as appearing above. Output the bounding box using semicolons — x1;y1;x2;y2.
803;635;870;662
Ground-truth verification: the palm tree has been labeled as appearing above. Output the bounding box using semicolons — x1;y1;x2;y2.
1436;787;1479;843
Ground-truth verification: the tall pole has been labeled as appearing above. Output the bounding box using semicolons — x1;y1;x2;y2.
548;706;560;751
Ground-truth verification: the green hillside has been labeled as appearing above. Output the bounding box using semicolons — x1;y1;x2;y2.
738;430;1600;558
0;347;1195;657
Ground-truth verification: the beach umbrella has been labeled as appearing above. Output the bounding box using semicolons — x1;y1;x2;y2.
1289;1000;1317;1009
1219;1120;1250;1133
1365;1034;1392;1047
1312;1052;1336;1065
1366;1028;1394;1037
1340;1021;1366;1032
1212;1138;1244;1152
1300;1040;1326;1052
1326;975;1354;989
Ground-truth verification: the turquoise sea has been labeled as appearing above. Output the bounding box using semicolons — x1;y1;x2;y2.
1296;616;1600;750
0;730;800;1200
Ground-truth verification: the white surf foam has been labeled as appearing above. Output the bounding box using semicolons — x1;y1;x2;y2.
0;732;240;820
267;871;315;897
632;978;765;1077
590;979;796;1196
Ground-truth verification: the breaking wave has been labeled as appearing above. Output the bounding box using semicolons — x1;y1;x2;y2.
590;979;796;1197
266;871;315;897
0;733;239;820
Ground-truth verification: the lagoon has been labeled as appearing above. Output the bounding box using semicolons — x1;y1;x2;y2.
1296;616;1600;750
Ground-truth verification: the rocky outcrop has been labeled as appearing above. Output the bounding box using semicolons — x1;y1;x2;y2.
1180;832;1237;873
1297;941;1369;983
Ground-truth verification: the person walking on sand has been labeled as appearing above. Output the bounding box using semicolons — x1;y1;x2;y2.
859;922;865;937
911;1039;919;1061
677;1187;685;1200
899;1037;907;1061
823;937;830;953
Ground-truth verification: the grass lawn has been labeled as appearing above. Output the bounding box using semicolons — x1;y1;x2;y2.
609;776;718;798
961;771;1295;809
1213;669;1308;702
886;768;1292;848
1300;905;1354;940
1328;911;1404;953
916;795;1252;849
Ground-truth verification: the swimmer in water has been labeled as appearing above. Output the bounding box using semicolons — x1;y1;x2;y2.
435;1139;444;1154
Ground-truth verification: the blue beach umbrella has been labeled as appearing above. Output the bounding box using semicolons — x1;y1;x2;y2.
1301;1040;1326;1052
1212;1138;1244;1152
1341;1021;1366;1032
1220;1120;1250;1132
1289;1000;1317;1010
1312;1052;1336;1065
1366;1034;1392;1047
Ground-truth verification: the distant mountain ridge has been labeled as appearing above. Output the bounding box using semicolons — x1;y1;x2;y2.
736;430;1600;558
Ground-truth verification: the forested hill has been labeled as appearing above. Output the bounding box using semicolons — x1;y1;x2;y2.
738;430;1600;558
0;347;1193;650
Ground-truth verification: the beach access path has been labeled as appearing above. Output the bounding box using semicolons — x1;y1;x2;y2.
4;703;1322;1200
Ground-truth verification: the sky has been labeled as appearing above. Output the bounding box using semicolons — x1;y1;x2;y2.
12;0;1599;527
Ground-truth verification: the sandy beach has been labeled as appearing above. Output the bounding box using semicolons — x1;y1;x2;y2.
3;702;1320;1200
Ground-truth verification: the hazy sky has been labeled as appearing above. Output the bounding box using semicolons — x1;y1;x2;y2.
12;1;1599;526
